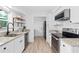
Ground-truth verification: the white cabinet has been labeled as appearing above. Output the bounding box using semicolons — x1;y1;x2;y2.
0;35;25;53
60;40;79;53
70;7;79;23
14;35;24;53
72;46;79;53
0;41;14;53
60;40;72;53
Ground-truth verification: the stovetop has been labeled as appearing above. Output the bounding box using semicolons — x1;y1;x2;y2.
51;31;79;38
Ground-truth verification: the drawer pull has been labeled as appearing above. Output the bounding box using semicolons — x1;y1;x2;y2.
19;40;23;43
3;47;6;50
63;44;65;47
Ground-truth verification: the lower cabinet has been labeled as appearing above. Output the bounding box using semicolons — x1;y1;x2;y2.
60;40;72;53
72;46;79;53
60;40;79;53
0;40;14;53
0;35;25;53
13;35;24;53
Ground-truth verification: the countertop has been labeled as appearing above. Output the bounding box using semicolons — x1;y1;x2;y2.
0;30;30;46
62;38;79;46
49;30;79;46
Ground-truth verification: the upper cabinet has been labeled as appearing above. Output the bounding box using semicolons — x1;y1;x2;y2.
70;7;79;23
13;16;25;29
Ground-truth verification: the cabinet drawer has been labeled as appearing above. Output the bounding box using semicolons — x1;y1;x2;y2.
0;41;14;53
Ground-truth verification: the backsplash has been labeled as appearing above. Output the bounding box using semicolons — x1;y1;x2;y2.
63;28;79;34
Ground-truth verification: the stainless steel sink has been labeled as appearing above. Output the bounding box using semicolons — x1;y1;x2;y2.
5;34;19;37
0;34;20;37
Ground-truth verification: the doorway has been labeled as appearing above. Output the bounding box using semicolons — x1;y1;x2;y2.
34;17;46;40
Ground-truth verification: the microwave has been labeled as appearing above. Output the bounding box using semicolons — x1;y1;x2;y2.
55;9;70;21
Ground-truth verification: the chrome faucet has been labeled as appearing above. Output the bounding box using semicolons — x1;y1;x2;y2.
6;22;14;35
6;18;15;35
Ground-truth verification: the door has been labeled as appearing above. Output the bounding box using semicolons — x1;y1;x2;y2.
34;17;46;37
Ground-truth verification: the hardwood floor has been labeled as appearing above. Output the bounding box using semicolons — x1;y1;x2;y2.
23;36;56;53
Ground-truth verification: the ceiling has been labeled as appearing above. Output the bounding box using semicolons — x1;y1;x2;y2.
12;6;59;15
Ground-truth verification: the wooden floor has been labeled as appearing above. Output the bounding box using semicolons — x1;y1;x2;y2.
23;36;56;53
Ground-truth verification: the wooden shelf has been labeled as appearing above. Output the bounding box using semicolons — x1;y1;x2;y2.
14;21;25;24
13;17;24;21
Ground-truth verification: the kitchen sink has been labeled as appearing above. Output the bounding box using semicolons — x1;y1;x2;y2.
0;34;20;37
5;34;20;37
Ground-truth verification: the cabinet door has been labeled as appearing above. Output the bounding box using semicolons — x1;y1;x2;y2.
0;41;14;53
60;41;72;53
72;46;79;53
51;35;59;52
70;7;79;23
14;35;24;53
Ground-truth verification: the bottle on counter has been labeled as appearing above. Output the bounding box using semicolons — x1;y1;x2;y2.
22;26;26;32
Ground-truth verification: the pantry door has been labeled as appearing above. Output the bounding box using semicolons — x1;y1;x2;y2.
34;17;46;37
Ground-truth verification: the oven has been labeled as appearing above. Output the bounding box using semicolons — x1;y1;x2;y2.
51;34;60;52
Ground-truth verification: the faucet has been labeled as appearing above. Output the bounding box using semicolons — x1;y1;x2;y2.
6;18;15;35
6;22;14;35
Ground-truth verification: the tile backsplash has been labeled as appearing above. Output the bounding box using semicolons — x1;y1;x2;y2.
63;28;79;34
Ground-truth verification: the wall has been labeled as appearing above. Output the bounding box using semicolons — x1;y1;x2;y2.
25;13;47;42
25;14;34;42
34;17;46;37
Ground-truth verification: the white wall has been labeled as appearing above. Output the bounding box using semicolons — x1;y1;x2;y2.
34;17;46;37
25;14;34;42
25;13;47;42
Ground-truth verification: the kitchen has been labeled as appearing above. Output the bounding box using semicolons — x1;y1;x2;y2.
0;6;79;53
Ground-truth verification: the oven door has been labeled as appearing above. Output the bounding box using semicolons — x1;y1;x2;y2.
51;34;59;52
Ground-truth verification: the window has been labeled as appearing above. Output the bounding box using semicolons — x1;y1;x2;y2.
0;11;8;28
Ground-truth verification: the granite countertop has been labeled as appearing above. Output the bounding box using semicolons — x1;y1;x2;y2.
10;30;29;35
49;30;79;46
62;38;79;46
49;30;62;38
0;37;16;46
0;30;30;46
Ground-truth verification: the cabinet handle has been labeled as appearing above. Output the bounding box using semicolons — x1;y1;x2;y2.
3;47;6;50
63;44;65;47
19;40;23;43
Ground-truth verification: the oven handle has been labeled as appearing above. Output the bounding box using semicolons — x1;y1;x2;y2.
52;35;59;40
